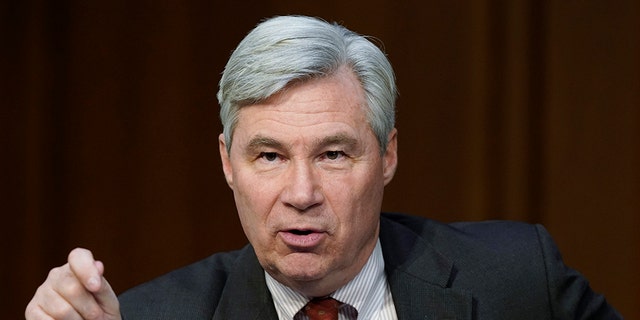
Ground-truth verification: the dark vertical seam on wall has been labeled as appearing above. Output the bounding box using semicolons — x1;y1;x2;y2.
527;0;548;224
486;0;506;219
45;0;72;259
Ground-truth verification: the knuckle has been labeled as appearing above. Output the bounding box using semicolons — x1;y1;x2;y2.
33;282;53;301
45;266;82;296
47;301;75;318
47;265;73;283
24;300;38;319
83;305;104;320
47;266;63;279
57;277;85;297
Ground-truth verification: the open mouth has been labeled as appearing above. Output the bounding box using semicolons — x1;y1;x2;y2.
289;229;313;235
279;229;325;248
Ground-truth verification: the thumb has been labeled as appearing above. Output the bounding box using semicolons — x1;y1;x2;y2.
93;273;120;318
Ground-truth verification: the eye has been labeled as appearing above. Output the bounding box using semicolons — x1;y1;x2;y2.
259;152;279;162
325;151;345;160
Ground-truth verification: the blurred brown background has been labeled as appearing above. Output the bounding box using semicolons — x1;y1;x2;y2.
2;1;638;318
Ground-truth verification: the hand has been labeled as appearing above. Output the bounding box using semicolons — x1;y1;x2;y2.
25;248;121;320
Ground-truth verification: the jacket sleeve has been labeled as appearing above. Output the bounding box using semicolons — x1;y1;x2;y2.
535;224;623;319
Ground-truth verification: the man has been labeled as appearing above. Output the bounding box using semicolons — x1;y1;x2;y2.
26;15;620;320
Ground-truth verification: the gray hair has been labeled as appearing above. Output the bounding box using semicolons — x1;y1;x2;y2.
217;15;397;154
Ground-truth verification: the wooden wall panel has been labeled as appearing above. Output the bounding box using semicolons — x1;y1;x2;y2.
3;1;638;318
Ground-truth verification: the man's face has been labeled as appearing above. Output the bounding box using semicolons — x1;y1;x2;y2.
219;67;397;297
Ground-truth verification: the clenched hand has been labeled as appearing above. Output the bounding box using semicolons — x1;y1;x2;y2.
25;248;121;320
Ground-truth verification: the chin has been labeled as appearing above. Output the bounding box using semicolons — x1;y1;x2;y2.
275;254;329;281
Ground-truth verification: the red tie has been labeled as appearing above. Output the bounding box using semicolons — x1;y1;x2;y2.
303;297;341;320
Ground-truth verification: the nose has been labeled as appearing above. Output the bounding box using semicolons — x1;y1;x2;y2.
280;160;324;212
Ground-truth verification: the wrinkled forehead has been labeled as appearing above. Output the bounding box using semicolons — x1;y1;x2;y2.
229;75;378;154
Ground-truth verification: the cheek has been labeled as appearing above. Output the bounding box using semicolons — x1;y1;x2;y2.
326;167;384;204
232;171;279;238
325;170;385;226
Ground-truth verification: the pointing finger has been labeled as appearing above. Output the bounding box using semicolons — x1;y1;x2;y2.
66;248;121;318
68;248;103;292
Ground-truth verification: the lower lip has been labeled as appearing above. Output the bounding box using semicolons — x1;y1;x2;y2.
279;231;325;249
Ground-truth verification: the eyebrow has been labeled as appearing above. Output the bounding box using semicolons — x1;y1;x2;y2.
245;133;359;154
246;135;286;154
315;133;358;151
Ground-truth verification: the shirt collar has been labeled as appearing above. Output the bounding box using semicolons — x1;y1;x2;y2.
265;239;387;319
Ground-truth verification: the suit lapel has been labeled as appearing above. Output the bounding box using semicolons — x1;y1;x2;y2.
211;216;473;320
211;246;279;320
380;216;473;320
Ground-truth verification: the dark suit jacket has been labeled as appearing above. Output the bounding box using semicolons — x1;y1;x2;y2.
119;212;621;319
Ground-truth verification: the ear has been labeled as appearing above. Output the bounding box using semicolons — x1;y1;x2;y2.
382;128;398;186
218;133;234;189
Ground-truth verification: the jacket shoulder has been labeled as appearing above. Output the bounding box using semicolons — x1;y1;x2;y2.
381;212;539;247
382;212;549;277
380;212;622;319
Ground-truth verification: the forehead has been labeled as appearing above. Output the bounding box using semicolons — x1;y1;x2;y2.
232;69;372;143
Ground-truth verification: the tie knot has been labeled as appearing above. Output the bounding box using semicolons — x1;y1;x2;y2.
304;297;342;320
